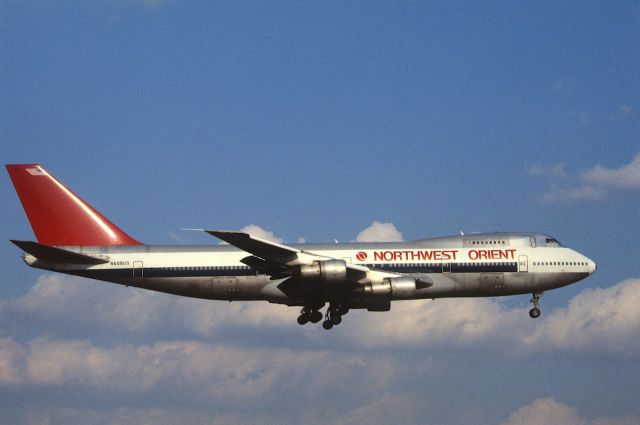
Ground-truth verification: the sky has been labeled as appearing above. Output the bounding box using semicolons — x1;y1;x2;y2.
1;1;639;424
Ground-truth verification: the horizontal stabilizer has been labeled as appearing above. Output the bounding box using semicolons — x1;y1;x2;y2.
10;240;110;265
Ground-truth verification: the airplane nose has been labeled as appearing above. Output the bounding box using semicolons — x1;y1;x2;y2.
588;259;597;274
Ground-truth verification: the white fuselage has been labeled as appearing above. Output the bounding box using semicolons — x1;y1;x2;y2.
25;232;596;309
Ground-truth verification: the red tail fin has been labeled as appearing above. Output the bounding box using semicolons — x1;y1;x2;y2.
6;164;142;246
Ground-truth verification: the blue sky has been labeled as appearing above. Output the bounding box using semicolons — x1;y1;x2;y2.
1;1;639;424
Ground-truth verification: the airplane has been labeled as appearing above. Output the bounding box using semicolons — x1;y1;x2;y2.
6;164;597;329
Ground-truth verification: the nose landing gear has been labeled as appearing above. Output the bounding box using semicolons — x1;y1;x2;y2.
529;292;542;318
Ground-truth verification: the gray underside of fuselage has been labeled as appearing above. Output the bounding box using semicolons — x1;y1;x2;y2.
59;269;588;307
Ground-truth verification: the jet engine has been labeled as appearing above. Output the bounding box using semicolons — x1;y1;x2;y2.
358;276;427;299
294;259;348;286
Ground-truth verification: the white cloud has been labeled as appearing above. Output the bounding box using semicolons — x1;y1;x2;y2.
501;398;640;425
0;336;407;405
3;275;640;357
501;398;584;425
344;278;640;356
0;274;293;337
20;398;426;425
1;274;639;423
355;221;403;242
13;389;639;425
337;393;421;425
581;154;640;192
532;153;640;203
239;224;284;243
344;298;521;348
21;407;277;425
0;338;26;384
25;338;129;387
521;278;640;355
541;185;606;203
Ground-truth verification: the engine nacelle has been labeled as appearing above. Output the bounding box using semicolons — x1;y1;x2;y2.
387;276;418;299
294;259;348;286
358;277;419;300
359;281;392;297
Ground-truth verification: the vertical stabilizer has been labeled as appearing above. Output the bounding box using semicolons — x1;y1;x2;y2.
6;164;142;246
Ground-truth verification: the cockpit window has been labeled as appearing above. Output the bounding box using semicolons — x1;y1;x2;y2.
545;237;563;247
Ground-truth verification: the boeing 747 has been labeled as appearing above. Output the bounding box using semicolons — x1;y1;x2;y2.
6;164;596;329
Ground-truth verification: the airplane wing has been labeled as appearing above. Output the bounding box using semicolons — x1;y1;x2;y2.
205;230;433;293
207;231;300;265
205;230;370;281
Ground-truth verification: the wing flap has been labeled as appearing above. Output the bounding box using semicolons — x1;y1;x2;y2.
240;255;291;279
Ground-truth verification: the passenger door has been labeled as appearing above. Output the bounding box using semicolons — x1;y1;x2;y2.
133;261;144;278
518;255;528;272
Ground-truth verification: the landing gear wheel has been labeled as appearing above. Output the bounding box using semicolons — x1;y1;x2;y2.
297;314;309;325
322;320;334;330
528;292;543;319
310;311;323;323
339;305;349;315
327;305;343;326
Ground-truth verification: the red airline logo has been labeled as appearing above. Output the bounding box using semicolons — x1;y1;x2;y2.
468;249;516;260
369;249;517;262
356;251;368;261
374;250;458;261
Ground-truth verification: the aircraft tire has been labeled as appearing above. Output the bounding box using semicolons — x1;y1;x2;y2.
310;311;323;323
322;320;334;330
529;307;541;319
297;314;309;325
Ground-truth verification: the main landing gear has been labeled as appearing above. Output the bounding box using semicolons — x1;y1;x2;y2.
297;307;323;325
529;292;542;319
298;304;349;329
322;304;349;330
